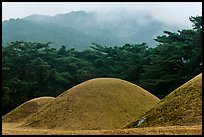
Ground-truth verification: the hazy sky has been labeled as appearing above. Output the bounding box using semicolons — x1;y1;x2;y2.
2;2;202;27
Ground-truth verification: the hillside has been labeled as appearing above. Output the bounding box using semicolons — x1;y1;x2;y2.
125;73;202;128
2;18;96;50
2;97;55;123
2;11;183;50
21;78;160;130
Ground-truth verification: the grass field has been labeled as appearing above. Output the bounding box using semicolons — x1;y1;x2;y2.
2;122;202;135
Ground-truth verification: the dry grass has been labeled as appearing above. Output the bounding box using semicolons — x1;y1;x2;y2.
2;97;55;123
21;78;160;130
125;73;202;128
2;122;202;135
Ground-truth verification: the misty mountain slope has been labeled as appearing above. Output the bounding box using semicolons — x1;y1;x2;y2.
23;14;53;22
2;18;97;50
25;11;182;46
3;11;184;50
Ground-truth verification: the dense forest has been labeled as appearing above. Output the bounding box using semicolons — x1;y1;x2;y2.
2;16;202;115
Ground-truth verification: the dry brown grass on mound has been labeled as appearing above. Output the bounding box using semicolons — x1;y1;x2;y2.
2;97;55;123
125;73;202;128
21;78;160;130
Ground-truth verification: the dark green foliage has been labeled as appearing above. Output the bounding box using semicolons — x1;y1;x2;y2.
189;16;202;29
2;16;202;115
139;16;202;98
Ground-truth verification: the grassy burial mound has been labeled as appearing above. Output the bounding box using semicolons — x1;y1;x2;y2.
22;78;160;130
125;73;202;128
2;97;55;123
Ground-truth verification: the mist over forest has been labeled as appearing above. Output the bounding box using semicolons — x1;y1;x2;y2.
2;10;185;50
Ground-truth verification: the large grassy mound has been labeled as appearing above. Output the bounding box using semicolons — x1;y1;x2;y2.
22;78;160;130
2;97;55;123
125;73;202;128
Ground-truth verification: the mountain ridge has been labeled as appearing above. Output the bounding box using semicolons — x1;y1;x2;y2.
3;10;185;50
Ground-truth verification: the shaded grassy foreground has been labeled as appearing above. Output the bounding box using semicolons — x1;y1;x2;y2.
2;122;202;135
125;73;202;128
21;78;160;130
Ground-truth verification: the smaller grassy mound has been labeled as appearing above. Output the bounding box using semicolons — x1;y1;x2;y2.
2;97;55;123
125;73;202;128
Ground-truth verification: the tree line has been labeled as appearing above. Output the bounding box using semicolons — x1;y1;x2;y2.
2;16;202;115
